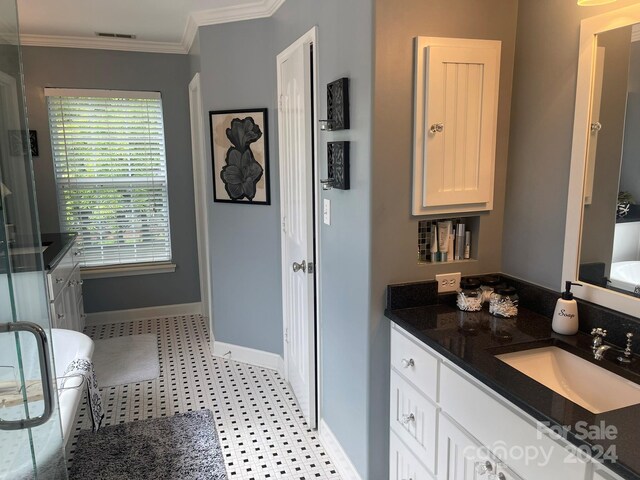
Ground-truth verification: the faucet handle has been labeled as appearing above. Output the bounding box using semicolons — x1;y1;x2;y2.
591;328;607;338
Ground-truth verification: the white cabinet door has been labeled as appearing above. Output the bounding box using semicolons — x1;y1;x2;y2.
390;430;433;480
51;291;66;329
437;414;486;480
413;37;501;216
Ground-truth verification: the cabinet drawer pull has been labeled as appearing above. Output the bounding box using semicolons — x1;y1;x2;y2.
401;413;415;424
401;358;415;368
55;277;64;284
56;314;65;319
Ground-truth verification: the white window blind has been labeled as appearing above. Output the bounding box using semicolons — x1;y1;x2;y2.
46;89;172;268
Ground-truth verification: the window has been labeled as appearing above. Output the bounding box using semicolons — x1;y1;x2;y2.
46;89;172;269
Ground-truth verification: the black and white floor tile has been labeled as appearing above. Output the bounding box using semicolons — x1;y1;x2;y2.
68;314;340;479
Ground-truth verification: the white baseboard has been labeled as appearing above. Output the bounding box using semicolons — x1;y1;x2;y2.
86;302;203;326
319;419;362;480
211;339;284;376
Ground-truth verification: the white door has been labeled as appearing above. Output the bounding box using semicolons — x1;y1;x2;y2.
189;73;213;325
277;27;317;428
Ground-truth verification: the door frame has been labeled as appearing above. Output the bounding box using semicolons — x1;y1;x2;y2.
188;73;214;326
276;26;321;429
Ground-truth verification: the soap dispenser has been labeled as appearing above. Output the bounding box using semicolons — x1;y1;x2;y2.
552;281;581;335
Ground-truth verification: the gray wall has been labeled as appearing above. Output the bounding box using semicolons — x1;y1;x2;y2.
195;0;374;474
371;0;518;474
22;47;201;312
503;0;640;290
581;27;631;271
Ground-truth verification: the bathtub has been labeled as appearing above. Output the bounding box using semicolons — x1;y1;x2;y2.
610;261;640;294
0;328;93;480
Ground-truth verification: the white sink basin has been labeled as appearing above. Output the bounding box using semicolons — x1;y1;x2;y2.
496;346;640;413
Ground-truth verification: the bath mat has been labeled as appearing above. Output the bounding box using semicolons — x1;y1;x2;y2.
92;334;159;387
69;410;227;480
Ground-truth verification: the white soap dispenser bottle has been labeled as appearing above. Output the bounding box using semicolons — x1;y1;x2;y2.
552;281;581;335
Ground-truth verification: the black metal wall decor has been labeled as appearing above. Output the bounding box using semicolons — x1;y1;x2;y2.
326;77;350;131
327;141;350;190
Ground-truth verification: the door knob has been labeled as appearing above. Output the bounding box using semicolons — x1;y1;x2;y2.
429;123;444;134
292;260;306;273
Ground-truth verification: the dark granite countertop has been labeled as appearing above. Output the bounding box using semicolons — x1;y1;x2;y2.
1;233;76;273
386;303;640;480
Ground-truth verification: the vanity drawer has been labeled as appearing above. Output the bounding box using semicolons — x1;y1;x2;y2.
391;325;439;401
390;430;433;480
47;247;75;300
440;363;588;480
390;370;438;474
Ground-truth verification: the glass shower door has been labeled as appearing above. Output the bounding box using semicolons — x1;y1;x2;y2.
0;0;67;477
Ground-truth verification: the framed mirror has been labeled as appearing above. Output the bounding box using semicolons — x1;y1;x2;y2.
564;4;640;317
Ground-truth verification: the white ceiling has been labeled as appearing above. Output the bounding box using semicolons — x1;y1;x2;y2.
17;0;284;53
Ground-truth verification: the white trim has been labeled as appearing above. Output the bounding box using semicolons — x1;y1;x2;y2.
85;302;202;326
211;340;284;376
563;3;640;318
188;73;214;328
318;419;362;480
20;34;186;54
44;88;161;99
20;0;286;54
81;262;176;279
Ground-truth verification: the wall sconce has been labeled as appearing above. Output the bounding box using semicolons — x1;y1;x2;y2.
320;141;350;190
577;0;616;5
319;77;350;131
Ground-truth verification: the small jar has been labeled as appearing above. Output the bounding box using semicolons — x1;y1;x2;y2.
457;278;483;312
479;276;502;304
489;286;519;318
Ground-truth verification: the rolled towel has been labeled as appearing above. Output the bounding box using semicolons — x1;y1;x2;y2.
61;358;104;432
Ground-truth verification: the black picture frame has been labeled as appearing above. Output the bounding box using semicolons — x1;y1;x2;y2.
328;141;350;190
209;108;270;205
327;77;350;131
29;130;39;157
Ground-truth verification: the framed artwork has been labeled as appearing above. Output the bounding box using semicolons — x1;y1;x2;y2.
209;108;270;205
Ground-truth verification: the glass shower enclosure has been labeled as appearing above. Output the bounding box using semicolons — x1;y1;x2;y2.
0;0;67;478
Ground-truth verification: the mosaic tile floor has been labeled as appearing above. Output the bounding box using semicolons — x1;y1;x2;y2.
68;314;340;479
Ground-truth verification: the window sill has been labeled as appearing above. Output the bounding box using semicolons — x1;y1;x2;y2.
81;262;176;280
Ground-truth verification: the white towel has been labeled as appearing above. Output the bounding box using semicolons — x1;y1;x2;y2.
61;358;104;432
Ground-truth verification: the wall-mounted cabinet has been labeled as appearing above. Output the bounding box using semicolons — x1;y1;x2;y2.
412;37;501;216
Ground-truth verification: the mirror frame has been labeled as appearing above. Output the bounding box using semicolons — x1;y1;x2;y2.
563;3;640;317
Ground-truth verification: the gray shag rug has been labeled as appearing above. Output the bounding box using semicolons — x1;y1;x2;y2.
69;410;227;480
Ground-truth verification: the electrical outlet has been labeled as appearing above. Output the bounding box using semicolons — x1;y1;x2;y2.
323;199;331;225
436;272;461;293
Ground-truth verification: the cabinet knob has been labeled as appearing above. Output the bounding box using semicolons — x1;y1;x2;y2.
56;313;65;319
401;358;415;368
401;413;415;424
429;123;444;134
55;277;64;284
475;461;493;475
488;473;506;480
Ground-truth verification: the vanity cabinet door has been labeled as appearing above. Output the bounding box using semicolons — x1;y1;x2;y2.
51;291;67;329
437;413;485;480
413;37;501;216
390;430;433;480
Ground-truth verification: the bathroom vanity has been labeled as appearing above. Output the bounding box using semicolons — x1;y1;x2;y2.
385;294;638;480
43;233;85;332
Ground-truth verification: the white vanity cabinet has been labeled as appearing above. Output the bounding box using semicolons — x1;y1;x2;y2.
389;324;626;480
47;241;85;332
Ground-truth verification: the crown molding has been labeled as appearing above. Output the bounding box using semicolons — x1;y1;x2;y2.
19;0;285;55
182;0;285;52
20;33;186;54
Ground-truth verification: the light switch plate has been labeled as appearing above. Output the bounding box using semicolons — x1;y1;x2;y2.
323;199;331;225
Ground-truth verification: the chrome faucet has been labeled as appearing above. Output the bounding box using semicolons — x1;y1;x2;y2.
591;328;608;360
594;344;611;361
